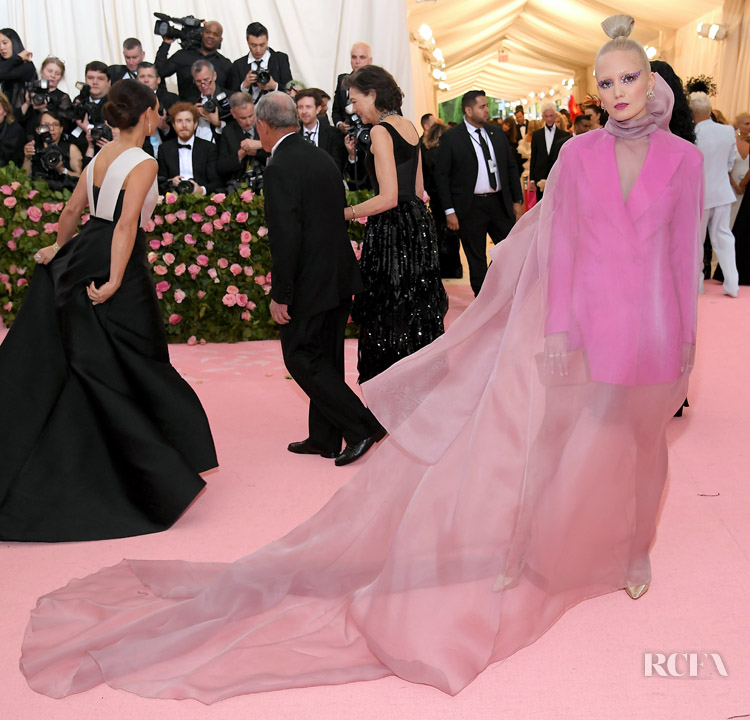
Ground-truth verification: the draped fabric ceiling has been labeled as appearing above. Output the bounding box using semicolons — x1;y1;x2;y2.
407;0;725;105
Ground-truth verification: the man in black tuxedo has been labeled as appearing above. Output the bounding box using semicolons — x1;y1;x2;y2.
158;103;220;195
295;89;346;174
332;42;372;134
217;92;269;184
229;22;292;103
155;21;232;103
529;100;570;201
108;37;145;83
137;62;178;155
514;105;529;140
255;92;385;466
434;89;523;296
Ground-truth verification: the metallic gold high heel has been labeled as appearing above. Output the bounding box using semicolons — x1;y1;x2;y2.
625;583;649;599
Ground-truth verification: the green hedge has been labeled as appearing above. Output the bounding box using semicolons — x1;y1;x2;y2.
0;163;370;342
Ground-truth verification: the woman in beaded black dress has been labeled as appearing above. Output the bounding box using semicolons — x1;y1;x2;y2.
344;66;447;383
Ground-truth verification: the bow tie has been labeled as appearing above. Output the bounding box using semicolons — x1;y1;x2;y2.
178;143;192;150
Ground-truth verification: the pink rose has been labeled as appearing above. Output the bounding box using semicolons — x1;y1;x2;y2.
7;240;16;250
165;213;177;224
168;313;182;325
174;263;186;276
8;264;17;273
201;222;213;234
356;216;368;225
208;268;218;279
192;213;204;222
43;223;58;234
27;205;42;222
217;258;229;269
257;226;268;237
165;192;178;205
17;278;28;286
163;252;176;265
188;264;201;277
212;219;223;230
187;335;198;345
244;266;254;276
27;189;39;199
175;209;187;220
220;211;231;224
17;266;27;275
197;290;206;299
226;285;239;294
240;230;252;244
0;185;12;195
254;275;265;286
196;254;209;266
174;288;186;304
10;181;20;190
236;211;248;223
264;285;271;295
211;193;226;203
241;310;251;321
155;280;171;293
205;204;217;217
4;197;17;208
248;301;256;311
236;293;248;307
230;263;242;276
239;245;251;258
149;239;161;250
154;265;168;276
0;218;4;226
240;189;255;203
2;302;12;311
56;202;65;212
12;227;24;238
266;272;272;283
0;273;8;283
161;232;174;245
147;252;158;264
222;293;237;307
42;202;52;212
184;233;196;245
144;219;156;232
26;229;39;236
206;240;214;250
153;215;164;225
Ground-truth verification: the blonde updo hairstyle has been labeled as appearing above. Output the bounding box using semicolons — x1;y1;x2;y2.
595;14;650;73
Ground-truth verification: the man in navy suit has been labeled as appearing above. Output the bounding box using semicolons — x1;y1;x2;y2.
229;22;292;102
435;90;524;295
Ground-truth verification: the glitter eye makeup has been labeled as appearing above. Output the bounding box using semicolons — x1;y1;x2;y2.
597;70;642;90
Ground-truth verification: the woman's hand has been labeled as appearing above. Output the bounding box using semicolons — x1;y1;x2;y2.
33;245;57;265
87;279;120;305
544;332;569;376
19;49;33;62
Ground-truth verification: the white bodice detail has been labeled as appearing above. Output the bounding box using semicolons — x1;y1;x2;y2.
86;147;158;228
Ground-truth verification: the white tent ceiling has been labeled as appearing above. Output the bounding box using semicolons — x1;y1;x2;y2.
407;0;724;101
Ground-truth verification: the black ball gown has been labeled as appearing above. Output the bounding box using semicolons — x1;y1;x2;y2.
0;147;217;542
352;122;448;383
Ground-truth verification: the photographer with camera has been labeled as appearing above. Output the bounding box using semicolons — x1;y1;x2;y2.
0;91;24;167
158;101;219;196
16;56;73;134
295;89;346;174
191;59;230;144
137;61;178;155
332;42;372;134
217;92;268;188
108;38;146;83
155;19;231;103
22;108;81;188
0;28;37;117
229;22;291;103
70;61;112;163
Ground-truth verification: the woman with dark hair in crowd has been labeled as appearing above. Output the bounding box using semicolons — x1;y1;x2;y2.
0;79;217;543
0;90;24;166
343;64;447;382
421;121;462;278
0;28;37;114
22;107;83;181
502;115;524;175
17;56;73;133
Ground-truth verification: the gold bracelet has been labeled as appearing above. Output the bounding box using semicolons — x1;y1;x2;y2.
349;206;356;220
52;241;60;253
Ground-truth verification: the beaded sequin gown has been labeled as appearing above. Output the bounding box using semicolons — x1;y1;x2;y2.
0;148;217;542
352;122;447;383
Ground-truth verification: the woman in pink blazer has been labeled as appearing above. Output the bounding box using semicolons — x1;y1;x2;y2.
21;15;704;704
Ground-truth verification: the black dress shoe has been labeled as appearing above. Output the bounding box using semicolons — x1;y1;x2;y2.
334;427;387;467
287;439;339;459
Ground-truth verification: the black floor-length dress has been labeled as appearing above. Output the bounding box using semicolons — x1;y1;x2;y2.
0;147;217;542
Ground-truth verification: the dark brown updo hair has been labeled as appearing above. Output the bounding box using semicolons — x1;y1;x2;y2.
102;79;156;130
344;65;403;112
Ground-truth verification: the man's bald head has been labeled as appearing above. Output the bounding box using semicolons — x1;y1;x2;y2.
350;42;372;71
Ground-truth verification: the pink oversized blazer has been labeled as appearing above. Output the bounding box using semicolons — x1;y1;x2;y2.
544;128;704;386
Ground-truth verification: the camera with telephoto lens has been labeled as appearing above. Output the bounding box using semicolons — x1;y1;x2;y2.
26;79;51;107
176;179;195;195
225;162;264;195
153;12;204;51
255;69;271;86
90;123;113;143
34;124;63;172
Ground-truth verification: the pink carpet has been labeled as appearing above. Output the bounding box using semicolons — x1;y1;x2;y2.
1;280;747;719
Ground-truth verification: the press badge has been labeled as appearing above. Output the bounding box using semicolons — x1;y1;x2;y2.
488;159;497;173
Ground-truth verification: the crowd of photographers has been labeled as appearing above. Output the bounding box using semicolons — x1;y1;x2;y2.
0;17;376;196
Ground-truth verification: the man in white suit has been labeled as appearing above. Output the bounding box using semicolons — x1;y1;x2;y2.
691;92;739;297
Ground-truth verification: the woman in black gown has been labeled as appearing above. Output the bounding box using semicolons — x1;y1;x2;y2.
0;80;217;542
344;66;447;383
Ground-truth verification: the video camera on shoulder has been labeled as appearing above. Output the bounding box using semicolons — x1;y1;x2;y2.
153;13;204;51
